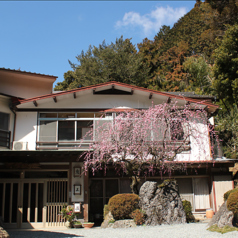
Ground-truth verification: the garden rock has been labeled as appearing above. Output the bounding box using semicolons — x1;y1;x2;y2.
208;202;234;228
101;211;114;228
139;180;186;226
111;219;136;228
101;212;136;228
0;218;10;238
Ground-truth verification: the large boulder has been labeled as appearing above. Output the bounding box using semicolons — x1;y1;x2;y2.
208;202;234;228
139;180;186;226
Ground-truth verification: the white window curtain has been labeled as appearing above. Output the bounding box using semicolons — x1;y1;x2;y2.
193;178;210;210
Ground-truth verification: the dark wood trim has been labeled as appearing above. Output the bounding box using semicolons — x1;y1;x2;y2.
131;89;134;95
73;92;76;99
195;209;206;212
33;100;37;107
149;93;153;99
167;97;171;103
53;96;57;103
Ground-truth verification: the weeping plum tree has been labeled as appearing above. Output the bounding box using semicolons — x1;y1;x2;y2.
82;103;218;193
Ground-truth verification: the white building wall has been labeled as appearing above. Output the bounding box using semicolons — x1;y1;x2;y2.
176;115;211;162
14;112;37;150
19;93;164;109
0;76;53;99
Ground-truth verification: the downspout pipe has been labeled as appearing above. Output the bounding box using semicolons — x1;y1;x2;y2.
9;104;17;149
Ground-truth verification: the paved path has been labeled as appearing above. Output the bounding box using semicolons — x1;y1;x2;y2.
7;223;238;238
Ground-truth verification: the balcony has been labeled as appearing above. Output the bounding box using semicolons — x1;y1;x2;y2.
37;112;113;151
0;129;11;149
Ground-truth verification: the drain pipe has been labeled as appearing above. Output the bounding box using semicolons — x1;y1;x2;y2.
9;104;17;149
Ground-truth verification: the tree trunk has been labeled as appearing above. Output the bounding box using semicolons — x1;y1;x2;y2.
130;176;140;194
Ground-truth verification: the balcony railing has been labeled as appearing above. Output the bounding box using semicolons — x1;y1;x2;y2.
36;141;93;150
0;129;11;149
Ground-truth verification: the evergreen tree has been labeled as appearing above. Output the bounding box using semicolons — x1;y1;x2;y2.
55;36;150;90
212;24;238;108
212;24;238;158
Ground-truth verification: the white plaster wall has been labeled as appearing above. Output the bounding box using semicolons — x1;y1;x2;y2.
71;162;84;203
176;115;211;162
0;96;15;146
19;93;165;109
14;112;37;150
0;77;53;98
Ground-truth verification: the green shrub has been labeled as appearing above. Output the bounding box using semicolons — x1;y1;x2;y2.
227;190;238;217
108;193;139;220
130;209;145;225
103;204;109;219
224;188;238;201
182;200;195;223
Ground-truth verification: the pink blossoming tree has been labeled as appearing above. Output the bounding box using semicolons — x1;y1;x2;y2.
82;102;218;193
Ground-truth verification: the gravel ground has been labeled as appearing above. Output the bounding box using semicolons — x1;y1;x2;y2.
7;223;238;238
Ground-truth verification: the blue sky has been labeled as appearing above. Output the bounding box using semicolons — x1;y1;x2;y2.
0;1;196;87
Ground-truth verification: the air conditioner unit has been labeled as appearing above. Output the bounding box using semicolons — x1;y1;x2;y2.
13;141;28;151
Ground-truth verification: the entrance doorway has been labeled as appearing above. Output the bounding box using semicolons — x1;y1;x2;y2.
0;178;68;229
89;179;119;225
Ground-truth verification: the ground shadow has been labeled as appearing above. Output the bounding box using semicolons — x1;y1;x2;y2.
8;230;84;238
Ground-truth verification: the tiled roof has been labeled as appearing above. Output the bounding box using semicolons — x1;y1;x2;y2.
168;92;215;100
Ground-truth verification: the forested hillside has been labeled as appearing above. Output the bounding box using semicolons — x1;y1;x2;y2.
55;0;238;158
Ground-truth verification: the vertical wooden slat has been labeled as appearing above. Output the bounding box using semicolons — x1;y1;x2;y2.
27;183;31;222
43;181;47;227
53;180;55;225
45;179;68;227
53;205;55;226
58;179;60;203
2;183;6;221
35;183;39;222
9;183;13;223
17;182;23;229
84;171;89;222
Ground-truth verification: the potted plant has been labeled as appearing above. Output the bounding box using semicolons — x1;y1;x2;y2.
61;206;76;228
73;221;82;228
82;222;94;229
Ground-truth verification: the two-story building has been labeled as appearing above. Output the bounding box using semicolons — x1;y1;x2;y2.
0;68;235;228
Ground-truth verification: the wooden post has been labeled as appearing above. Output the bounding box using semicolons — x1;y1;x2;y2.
83;171;89;222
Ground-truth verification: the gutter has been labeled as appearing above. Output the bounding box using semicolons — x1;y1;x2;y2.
9;104;17;147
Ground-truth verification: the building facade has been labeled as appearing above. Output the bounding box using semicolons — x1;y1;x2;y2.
0;68;235;228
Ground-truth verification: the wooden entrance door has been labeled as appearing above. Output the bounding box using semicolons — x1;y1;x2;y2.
0;181;20;229
0;180;45;229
